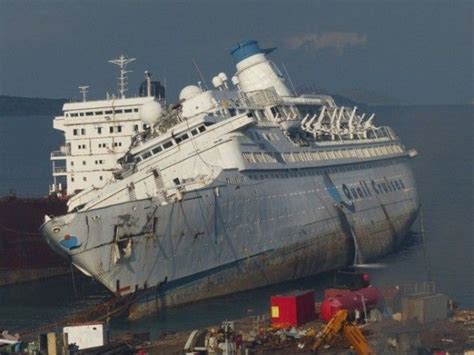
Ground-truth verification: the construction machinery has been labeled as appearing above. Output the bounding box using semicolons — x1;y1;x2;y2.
312;310;375;354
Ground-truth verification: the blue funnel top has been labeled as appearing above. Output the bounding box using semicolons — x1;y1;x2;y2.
230;40;275;64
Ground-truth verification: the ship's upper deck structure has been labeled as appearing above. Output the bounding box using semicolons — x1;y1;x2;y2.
50;57;164;196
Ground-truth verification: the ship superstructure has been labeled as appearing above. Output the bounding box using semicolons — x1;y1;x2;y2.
50;56;164;196
41;40;419;319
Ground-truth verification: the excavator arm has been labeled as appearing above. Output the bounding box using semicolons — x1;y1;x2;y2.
312;310;348;351
312;309;375;354
343;324;375;355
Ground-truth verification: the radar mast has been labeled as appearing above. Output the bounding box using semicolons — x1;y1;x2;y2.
78;86;89;102
108;55;136;99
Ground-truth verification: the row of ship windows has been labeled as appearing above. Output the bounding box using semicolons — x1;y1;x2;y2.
70;159;105;166
135;123;212;163
76;142;123;150
241;144;403;165
66;108;140;118
70;175;104;182
72;124;148;136
225;158;400;184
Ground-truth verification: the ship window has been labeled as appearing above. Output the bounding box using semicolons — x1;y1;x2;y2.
176;133;189;144
117;125;122;133
97;127;102;134
86;112;93;116
110;126;114;133
71;177;75;182
79;112;84;116
115;109;123;114
70;161;74;166
133;124;139;132
83;177;87;181
163;141;173;149
134;108;139;112
191;129;198;136
135;156;142;163
99;176;103;181
270;106;281;118
142;151;152;159
82;161;86;165
124;109;132;113
152;146;162;154
71;113;78;117
95;111;103;115
105;110;113;115
81;128;86;135
228;108;236;117
198;126;206;133
73;129;78;136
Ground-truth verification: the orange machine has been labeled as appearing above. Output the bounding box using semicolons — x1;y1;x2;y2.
312;310;375;355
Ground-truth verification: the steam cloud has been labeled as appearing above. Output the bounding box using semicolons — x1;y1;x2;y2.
285;32;368;53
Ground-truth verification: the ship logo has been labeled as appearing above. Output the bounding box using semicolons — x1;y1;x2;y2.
59;235;82;250
323;173;355;212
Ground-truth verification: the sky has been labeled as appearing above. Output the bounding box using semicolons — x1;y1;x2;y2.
0;0;472;105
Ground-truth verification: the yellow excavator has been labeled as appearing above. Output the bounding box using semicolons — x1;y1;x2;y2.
312;310;375;354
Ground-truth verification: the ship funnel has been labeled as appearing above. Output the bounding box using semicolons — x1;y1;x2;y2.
230;40;292;97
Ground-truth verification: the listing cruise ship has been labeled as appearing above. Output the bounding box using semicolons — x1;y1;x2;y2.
41;40;419;319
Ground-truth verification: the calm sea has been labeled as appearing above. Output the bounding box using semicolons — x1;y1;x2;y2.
0;105;472;337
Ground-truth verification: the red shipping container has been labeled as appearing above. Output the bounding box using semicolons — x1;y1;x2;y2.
270;290;316;328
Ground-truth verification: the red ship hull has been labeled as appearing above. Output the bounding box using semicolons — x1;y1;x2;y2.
0;195;69;286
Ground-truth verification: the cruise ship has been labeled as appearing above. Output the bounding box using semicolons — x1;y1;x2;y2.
41;40;419;319
0;56;164;286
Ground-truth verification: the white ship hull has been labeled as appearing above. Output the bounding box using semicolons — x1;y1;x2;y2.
41;157;418;318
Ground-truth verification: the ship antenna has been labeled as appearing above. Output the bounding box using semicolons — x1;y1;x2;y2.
192;58;209;90
108;54;136;99
78;86;89;102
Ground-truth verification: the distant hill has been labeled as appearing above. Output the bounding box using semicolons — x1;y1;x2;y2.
0;95;68;116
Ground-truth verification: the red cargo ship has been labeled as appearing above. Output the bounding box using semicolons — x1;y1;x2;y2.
0;194;69;286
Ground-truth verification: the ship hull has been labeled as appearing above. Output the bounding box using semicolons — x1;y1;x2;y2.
41;157;419;318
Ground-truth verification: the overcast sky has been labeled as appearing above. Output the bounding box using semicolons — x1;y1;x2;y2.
1;0;472;104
